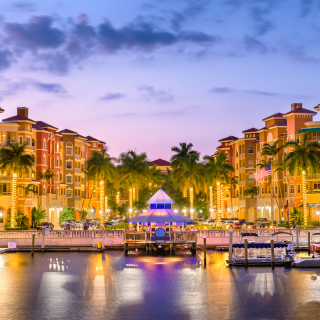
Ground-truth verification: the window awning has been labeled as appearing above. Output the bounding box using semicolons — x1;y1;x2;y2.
296;128;320;134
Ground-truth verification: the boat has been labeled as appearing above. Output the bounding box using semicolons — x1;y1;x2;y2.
229;232;288;266
292;256;320;268
270;231;294;252
310;233;320;253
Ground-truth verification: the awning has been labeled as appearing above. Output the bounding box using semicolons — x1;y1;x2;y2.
296;128;320;134
128;208;194;223
233;243;288;248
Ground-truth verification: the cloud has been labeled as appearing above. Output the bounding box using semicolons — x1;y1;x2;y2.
0;49;13;70
139;85;174;103
210;87;235;94
29;80;67;94
11;2;36;11
0;78;67;98
98;20;213;52
244;89;280;96
100;93;126;101
35;52;70;75
244;36;268;54
3;16;65;49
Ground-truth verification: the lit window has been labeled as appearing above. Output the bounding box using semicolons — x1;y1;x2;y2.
248;160;254;168
26;170;30;179
42;187;46;196
225;153;229;160
56;174;59;181
248;174;254;182
26;137;31;146
66;189;72;198
248;147;254;154
43;140;46;150
66;176;72;183
290;185;295;194
297;185;301;193
66;147;72;155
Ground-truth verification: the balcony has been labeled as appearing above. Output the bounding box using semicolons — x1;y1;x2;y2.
0;175;12;181
306;174;320;180
307;190;320;195
2;192;11;196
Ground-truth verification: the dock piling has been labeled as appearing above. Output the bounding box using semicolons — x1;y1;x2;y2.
295;225;299;249
41;229;45;251
308;231;311;255
204;231;207;267
31;233;35;256
229;227;233;266
244;238;248;268
271;238;275;269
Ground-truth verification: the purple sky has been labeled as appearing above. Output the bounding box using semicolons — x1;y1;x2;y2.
0;0;320;161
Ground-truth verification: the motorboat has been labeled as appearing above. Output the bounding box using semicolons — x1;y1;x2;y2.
239;232;259;244
292;256;320;268
270;231;294;252
310;233;320;254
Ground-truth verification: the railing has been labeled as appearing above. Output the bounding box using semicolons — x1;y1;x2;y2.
0;175;12;181
123;231;197;243
306;174;320;180
307;190;320;194
2;192;11;196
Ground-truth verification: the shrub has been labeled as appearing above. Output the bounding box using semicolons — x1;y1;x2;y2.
290;207;304;226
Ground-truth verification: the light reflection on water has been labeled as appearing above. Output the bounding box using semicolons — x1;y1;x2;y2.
1;251;320;319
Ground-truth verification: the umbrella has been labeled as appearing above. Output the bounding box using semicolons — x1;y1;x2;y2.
104;222;113;225
63;223;73;227
84;222;93;226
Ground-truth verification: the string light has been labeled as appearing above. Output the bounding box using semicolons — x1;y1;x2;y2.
11;173;17;227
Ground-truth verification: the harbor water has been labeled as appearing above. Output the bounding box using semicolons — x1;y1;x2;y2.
0;251;319;320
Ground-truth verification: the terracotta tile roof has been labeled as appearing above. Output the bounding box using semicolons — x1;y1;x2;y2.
218;135;238;142
216;145;223;149
152;159;171;166
57;129;77;134
251;140;260;145
36;121;58;130
258;127;267;131
283;107;317;116
86;136;100;142
242;127;258;133
278;133;287;138
262;112;284;121
270;120;287;127
3;114;36;123
32;123;44;130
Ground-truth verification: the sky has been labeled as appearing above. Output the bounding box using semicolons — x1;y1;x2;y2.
0;0;320;161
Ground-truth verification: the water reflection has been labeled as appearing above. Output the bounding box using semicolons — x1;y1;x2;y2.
1;251;320;319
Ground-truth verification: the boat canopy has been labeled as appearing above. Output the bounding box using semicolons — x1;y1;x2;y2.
233;243;288;248
271;232;293;236
241;232;259;237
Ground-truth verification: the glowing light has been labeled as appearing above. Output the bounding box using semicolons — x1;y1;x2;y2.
11;173;17;227
174;210;178;213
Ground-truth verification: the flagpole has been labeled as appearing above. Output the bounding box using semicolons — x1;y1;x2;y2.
271;163;274;227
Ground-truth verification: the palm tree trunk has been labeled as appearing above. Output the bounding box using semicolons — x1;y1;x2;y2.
216;182;221;228
183;180;188;197
230;189;234;218
209;186;213;219
129;188;133;225
99;180;105;227
190;187;194;219
302;170;307;225
11;173;17;227
221;184;225;220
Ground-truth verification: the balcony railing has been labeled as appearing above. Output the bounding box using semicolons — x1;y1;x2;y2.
0;175;12;181
307;190;320;195
2;192;12;196
306;174;320;180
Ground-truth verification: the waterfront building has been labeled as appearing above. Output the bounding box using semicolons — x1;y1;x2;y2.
216;103;320;222
0;107;105;226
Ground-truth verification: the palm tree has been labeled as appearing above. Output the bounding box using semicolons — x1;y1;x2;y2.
229;176;238;218
258;139;285;223
18;183;38;215
244;185;259;198
171;143;200;197
118;150;150;221
284;133;320;225
171;157;204;218
37;169;55;211
203;152;234;227
0;143;34;227
149;165;165;189
86;149;114;226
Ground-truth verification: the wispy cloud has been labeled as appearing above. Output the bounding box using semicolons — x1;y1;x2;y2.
139;85;174;103
210;87;235;94
244;89;280;96
99;93;126;101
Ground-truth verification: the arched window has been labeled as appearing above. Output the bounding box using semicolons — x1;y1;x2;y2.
43;156;46;165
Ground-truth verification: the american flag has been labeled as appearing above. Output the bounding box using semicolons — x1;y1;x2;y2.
254;164;272;181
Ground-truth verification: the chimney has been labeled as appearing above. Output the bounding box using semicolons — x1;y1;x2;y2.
291;103;302;111
17;107;28;118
